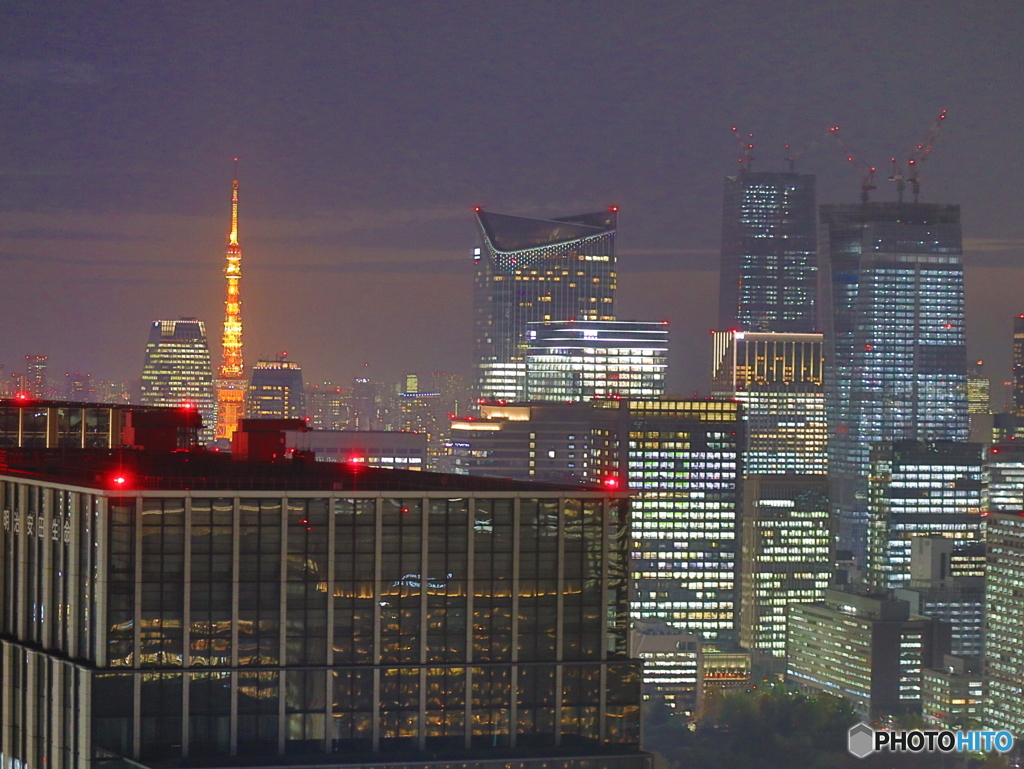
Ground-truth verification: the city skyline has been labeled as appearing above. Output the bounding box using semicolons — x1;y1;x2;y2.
1;3;1023;398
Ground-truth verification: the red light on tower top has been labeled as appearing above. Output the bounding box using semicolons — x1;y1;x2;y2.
608;206;618;212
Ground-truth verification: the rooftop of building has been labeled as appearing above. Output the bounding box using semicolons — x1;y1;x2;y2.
475;208;615;252
0;448;617;494
819;201;960;225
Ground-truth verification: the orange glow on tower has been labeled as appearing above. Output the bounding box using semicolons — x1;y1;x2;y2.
215;163;247;441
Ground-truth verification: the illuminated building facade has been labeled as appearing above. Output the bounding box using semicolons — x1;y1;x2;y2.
0;451;646;769
304;383;351;431
525;320;667;402
625;400;743;644
922;656;983;730
985;441;1024;512
140;319;217;442
711;330;826;474
24;355;49;398
984;512;1024;735
739;476;831;661
718;171;818;333
473;209;617;402
449;403;619;485
215;172;247;442
246;358;306;419
786;588;949;717
865;441;983;590
629;619;702;717
1014;315;1024;417
822;203;969;560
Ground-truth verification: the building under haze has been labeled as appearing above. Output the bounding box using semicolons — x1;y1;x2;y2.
984;511;1024;735
473;208;617;402
140;319;217;442
246;357;305;419
822;203;969;560
525;320;668;402
0;449;646;769
718;171;818;333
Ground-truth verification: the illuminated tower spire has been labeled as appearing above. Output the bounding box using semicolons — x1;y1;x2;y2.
215;160;247;442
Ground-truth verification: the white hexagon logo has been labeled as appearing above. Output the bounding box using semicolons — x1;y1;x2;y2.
848;722;875;758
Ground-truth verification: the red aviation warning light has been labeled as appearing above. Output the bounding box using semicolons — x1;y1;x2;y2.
603;476;620;490
111;474;129;489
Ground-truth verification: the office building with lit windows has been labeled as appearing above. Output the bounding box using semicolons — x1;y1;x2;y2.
822;203;969;560
711;330;826;475
739;476;831;661
629;619;702;718
448;403;619;485
922;656;984;730
246;358;305;420
985;441;1024;512
786;587;950;717
0;450;647;769
451;399;743;644
984;512;1024;735
625;400;743;644
718;171;818;333
865;441;984;590
1014;315;1024;417
525;320;667;402
140;319;217;443
473;208;617;402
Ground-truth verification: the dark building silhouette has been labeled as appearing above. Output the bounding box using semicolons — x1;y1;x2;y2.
0;449;646;769
718;172;818;333
473;209;617;402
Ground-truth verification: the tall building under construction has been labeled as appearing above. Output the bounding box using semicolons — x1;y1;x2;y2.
822;202;969;559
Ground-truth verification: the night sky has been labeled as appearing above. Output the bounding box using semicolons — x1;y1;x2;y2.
2;1;1023;400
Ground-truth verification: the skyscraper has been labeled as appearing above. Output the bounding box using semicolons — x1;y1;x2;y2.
23;355;48;397
984;511;1024;734
739;475;832;662
140;318;217;441
711;330;827;474
215;169;246;442
246;358;306;419
1013;315;1024;416
473;208;617;402
525;320;668;402
822;202;969;558
718;171;818;333
625;400;743;644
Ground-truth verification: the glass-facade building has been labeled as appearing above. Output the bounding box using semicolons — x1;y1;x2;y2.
141;319;217;444
525;321;667;403
0;451;646;769
473;209;617;402
246;359;305;420
718;171;818;333
711;330;826;475
822;203;969;559
865;441;984;590
983;512;1024;735
739;476;832;660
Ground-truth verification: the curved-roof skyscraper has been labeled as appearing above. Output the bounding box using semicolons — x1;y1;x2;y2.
472;208;617;402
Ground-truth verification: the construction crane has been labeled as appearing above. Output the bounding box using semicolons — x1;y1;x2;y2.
731;126;755;172
906;109;948;203
829;125;877;204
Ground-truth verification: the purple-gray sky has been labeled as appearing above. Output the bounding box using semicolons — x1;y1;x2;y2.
2;1;1023;400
